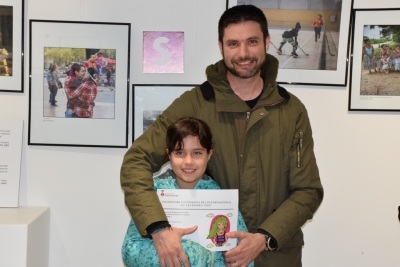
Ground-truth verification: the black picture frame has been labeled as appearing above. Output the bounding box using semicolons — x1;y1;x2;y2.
0;0;24;93
132;84;197;143
28;20;130;148
349;8;400;111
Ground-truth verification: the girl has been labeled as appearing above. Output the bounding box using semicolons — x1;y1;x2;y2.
64;63;86;117
121;117;253;267
381;53;390;75
378;44;390;73
64;67;98;118
362;39;377;73
392;45;400;72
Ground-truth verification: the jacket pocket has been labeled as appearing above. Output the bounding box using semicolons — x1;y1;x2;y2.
291;130;303;168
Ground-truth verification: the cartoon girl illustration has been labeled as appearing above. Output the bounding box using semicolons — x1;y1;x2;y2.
206;215;230;247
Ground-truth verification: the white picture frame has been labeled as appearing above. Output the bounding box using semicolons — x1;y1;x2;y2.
131;0;227;84
238;0;354;86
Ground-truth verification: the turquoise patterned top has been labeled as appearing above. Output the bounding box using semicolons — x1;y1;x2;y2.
121;169;254;267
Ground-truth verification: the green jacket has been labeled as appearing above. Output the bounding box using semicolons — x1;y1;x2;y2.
121;54;323;264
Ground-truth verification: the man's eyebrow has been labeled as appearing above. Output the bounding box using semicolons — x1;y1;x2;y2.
225;36;261;42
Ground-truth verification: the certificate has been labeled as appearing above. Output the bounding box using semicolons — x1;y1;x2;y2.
157;189;238;251
0;119;23;207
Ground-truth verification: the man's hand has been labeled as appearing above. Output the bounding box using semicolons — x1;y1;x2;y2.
224;232;265;267
152;225;198;267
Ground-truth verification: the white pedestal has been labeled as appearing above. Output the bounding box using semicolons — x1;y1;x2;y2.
0;207;50;267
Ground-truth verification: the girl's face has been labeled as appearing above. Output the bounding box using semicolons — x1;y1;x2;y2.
75;66;86;78
168;135;213;189
365;40;370;45
217;221;225;230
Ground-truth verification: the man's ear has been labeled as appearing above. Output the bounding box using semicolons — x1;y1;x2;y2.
218;41;223;55
265;34;271;53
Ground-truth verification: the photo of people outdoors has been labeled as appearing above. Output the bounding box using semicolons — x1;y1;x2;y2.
360;25;400;96
238;0;343;70
0;5;13;77
43;47;116;118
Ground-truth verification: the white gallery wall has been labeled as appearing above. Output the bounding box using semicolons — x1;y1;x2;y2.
0;0;399;266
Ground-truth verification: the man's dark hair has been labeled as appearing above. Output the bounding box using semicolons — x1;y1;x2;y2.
218;5;269;43
166;117;213;154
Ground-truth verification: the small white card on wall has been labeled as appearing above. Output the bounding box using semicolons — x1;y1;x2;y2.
0;119;23;207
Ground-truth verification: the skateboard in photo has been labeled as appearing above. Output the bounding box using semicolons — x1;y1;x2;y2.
276;49;286;56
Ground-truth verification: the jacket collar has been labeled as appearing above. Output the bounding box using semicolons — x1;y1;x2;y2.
205;54;284;112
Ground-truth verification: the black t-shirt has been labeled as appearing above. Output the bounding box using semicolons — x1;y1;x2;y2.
245;90;263;109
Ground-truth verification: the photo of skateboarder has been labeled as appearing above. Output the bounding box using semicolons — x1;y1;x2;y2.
237;0;348;74
277;22;301;58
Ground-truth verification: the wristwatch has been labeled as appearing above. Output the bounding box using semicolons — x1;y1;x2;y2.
264;234;276;251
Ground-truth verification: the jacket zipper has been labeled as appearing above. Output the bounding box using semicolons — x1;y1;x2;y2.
297;131;303;168
238;111;251;211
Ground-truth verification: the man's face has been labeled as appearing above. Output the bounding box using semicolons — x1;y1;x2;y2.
218;21;270;79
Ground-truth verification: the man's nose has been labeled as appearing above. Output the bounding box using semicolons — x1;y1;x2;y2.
238;43;249;58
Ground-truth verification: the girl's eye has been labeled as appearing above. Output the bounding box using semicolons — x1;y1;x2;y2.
193;151;202;155
175;151;183;155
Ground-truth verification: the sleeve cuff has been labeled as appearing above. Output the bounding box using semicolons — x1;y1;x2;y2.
257;228;278;250
144;221;170;239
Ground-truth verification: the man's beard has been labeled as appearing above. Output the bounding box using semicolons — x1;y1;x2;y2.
222;53;266;79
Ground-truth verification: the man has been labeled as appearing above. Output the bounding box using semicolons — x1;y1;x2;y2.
313;14;323;42
121;5;323;267
278;22;301;58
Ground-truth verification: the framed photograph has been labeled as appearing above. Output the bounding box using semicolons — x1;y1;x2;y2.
349;8;400;111
28;20;130;147
131;0;227;85
0;0;24;92
238;0;353;86
132;85;196;142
